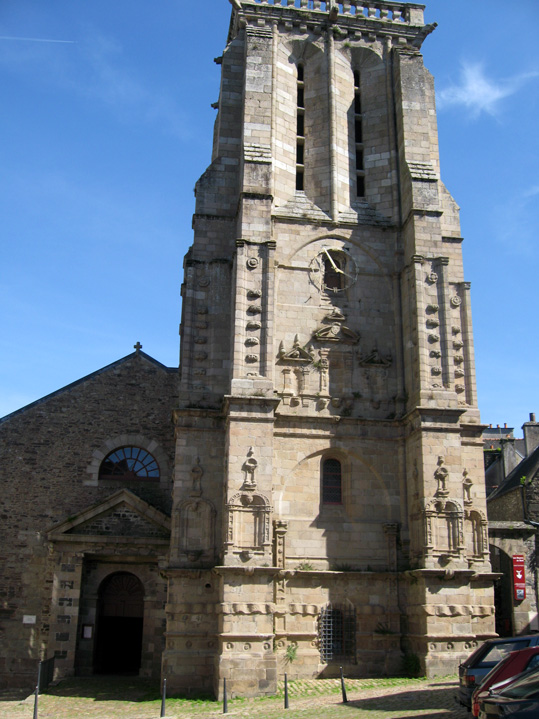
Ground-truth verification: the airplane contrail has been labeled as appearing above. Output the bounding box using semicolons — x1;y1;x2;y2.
0;36;76;44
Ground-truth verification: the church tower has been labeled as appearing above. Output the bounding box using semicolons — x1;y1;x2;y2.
164;0;495;697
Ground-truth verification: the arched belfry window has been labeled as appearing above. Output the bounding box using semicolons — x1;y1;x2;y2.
99;447;160;481
322;458;342;504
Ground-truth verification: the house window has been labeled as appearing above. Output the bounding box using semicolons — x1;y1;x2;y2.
99;447;160;480
322;458;342;504
319;604;356;662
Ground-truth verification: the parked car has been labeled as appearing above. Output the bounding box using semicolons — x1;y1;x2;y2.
457;634;539;709
478;667;539;718
471;647;539;716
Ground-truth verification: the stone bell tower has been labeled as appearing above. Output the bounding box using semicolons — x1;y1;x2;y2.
163;0;495;698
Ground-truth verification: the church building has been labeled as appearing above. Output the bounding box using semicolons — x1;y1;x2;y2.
0;0;496;698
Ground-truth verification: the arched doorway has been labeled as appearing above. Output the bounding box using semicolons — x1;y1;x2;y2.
94;572;144;674
490;544;514;637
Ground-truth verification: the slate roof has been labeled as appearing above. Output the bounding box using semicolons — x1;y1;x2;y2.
0;351;176;424
487;444;539;502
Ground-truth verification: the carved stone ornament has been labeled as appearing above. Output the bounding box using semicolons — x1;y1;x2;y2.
247;305;262;315
313;311;359;345
427;272;438;284
247;257;259;269
453;340;464;350
245;354;258;362
198;277;210;287
194;336;207;344
452;326;461;335
431;366;442;375
278;335;313;364
245;337;260;346
246;320;261;330
197;307;208;315
358;347;392;368
247;288;262;299
195;351;208;361
426;303;439;313
427;318;440;328
195;321;208;330
450;295;462;307
455;384;465;393
428;333;440;343
434;456;449;497
193;368;206;376
454;368;464;378
430;350;442;359
454;354;464;364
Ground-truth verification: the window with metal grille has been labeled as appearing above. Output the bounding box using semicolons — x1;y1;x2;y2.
319;605;356;662
99;447;159;480
322;458;342;504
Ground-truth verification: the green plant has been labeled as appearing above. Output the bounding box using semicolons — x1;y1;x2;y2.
296;561;314;571
285;643;298;663
520;475;528;485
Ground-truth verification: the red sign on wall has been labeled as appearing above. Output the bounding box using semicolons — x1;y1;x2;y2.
513;555;526;601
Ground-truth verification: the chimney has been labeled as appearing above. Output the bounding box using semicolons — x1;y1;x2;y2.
522;413;539;456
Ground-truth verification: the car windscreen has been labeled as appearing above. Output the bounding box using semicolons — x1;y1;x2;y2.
479;641;531;666
499;670;539;699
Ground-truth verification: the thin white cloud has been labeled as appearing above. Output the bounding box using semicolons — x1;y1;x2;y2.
437;61;538;117
0;36;75;44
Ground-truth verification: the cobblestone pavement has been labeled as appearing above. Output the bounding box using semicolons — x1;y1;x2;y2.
0;676;470;719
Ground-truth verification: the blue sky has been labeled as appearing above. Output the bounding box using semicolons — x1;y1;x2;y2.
1;0;538;434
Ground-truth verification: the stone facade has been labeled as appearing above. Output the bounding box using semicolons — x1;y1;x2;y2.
487;415;539;637
167;0;494;698
0;0;497;699
0;353;177;689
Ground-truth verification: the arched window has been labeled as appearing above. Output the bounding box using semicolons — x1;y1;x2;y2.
322;458;342;504
99;447;160;481
319;604;356;662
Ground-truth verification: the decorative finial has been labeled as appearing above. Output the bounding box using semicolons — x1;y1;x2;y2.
134;341;142;354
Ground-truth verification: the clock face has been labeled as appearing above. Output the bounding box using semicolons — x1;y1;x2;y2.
309;247;358;293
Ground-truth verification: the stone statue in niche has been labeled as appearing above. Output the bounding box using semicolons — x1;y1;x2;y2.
434;456;449;497
190;457;203;497
462;469;473;506
242;447;258;490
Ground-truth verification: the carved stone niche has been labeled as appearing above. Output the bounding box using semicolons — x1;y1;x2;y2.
464;508;489;560
178;498;216;562
422;498;465;562
225;492;272;561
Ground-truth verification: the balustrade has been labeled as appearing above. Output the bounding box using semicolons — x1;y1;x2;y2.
246;0;425;25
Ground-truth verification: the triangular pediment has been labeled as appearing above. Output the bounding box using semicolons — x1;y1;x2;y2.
48;489;170;543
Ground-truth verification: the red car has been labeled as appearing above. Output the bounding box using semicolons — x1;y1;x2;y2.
471;646;539;717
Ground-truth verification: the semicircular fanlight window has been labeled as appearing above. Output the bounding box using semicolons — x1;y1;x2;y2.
99;446;159;480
